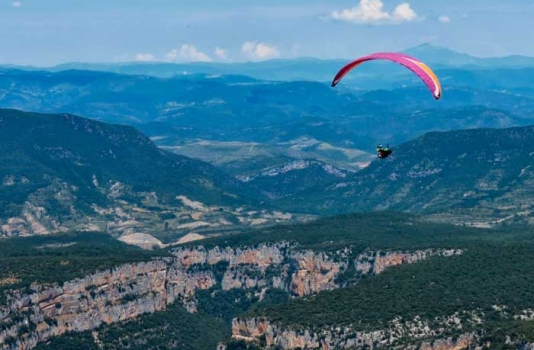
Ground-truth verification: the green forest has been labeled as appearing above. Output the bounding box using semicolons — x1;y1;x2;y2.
0;232;164;303
4;213;534;349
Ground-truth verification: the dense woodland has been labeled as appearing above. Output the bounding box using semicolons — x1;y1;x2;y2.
34;303;226;350
3;213;534;348
189;211;525;251
0;232;163;303
251;243;534;329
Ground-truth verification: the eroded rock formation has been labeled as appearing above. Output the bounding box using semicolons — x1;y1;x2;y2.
0;242;462;350
232;317;479;350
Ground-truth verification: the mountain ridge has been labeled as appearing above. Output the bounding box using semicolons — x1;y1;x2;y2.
0;109;301;240
276;125;534;226
4;44;534;79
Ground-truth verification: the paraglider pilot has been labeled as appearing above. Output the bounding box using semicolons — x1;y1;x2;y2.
376;144;392;159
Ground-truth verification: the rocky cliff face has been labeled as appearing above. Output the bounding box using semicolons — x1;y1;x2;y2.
171;244;461;297
0;259;215;350
231;317;479;349
355;249;461;275
0;242;462;350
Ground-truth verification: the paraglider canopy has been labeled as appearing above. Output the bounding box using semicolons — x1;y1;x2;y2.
331;52;442;100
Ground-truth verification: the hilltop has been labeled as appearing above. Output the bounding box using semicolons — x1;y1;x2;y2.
280;125;534;226
0;109;300;240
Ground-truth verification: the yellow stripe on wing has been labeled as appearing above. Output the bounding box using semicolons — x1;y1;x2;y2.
416;61;442;98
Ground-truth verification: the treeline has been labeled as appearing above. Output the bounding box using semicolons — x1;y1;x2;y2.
190;211;513;251
0;232;165;304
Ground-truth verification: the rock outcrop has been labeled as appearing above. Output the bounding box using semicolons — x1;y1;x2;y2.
172;244;462;297
232;316;479;349
355;249;462;275
0;242;462;350
0;259;215;350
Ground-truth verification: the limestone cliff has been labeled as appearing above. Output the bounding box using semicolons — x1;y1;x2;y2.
0;242;462;350
231;316;479;349
172;244;462;297
0;259;215;350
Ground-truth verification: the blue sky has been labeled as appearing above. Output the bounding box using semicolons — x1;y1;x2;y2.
2;0;534;65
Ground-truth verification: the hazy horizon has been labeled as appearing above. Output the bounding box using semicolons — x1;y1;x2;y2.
4;42;534;69
2;0;533;66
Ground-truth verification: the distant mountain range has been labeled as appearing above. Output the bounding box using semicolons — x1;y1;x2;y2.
0;68;364;126
279;125;534;226
1;68;533;146
403;43;534;68
4;44;534;82
2;48;534;230
1;67;534;195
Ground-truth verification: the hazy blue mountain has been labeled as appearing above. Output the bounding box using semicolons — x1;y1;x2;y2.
1;68;532;140
2;68;533;181
0;68;366;125
360;85;534;115
404;43;534;68
344;106;524;147
403;43;480;67
1;58;347;82
4;44;534;82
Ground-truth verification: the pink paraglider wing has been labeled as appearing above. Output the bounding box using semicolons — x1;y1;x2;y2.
331;52;442;100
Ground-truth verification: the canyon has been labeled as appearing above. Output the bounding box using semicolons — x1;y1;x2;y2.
0;242;460;350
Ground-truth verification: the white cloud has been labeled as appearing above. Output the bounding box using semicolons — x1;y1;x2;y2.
438;15;451;23
241;41;280;60
214;46;230;61
331;0;418;24
392;3;417;21
12;1;22;7
134;53;156;62
165;44;212;62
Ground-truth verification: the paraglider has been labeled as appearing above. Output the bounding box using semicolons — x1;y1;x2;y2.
376;144;392;159
331;52;442;159
331;52;442;99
